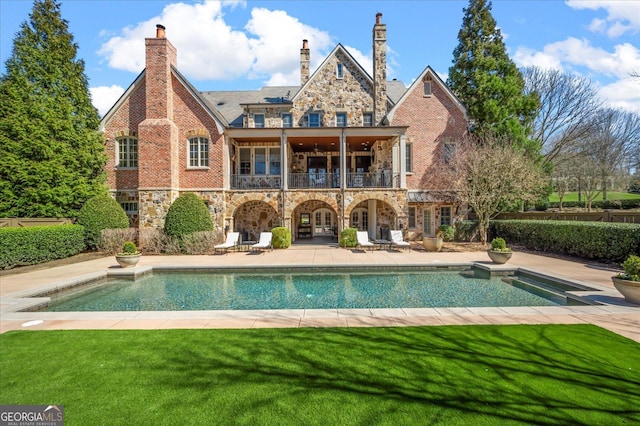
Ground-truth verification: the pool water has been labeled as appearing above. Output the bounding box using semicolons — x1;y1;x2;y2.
43;268;564;311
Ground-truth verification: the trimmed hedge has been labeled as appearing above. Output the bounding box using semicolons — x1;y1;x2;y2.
164;193;213;241
454;221;479;242
492;219;640;263
77;194;129;249
0;225;85;270
548;199;640;210
271;227;291;249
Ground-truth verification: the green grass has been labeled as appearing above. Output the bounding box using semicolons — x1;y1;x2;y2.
549;191;640;202
2;325;639;425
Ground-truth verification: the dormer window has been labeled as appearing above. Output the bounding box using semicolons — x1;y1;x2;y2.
306;113;320;127
254;114;265;128
336;112;347;127
282;113;292;128
363;113;373;127
336;62;344;79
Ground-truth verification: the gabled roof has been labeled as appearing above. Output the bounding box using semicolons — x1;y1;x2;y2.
386;66;467;122
200;86;299;127
99;66;228;134
291;43;398;114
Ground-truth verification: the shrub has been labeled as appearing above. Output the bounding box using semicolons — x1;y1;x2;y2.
490;237;509;252
99;228;138;255
454;221;479;242
437;225;455;242
621;255;640;281
139;228;181;255
340;228;357;248
492;219;640;263
164;193;213;243
271;227;291;249
120;241;138;254
0;225;85;269
77;194;129;249
181;231;217;255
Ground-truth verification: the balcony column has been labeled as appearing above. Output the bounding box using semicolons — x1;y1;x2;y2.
399;134;407;188
281;130;288;190
340;130;347;189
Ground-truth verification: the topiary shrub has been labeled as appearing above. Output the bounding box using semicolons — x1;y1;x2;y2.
0;225;85;269
340;228;357;248
271;227;291;249
77;194;129;249
164;193;213;243
120;241;139;255
437;225;455;242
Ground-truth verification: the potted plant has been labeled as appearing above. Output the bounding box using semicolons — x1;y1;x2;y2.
612;255;640;304
115;240;141;268
488;237;512;264
423;229;444;252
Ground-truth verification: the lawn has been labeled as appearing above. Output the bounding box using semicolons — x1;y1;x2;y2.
549;191;640;202
1;325;639;425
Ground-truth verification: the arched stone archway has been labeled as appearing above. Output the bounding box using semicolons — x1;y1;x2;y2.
232;200;279;241
344;191;407;239
289;198;339;241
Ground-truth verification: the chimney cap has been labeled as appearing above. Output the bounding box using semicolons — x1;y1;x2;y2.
302;39;309;49
156;24;166;38
376;12;382;24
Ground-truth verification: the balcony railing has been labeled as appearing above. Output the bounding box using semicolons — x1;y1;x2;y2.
231;174;281;190
232;170;398;190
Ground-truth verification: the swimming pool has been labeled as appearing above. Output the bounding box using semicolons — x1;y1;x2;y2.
38;267;596;312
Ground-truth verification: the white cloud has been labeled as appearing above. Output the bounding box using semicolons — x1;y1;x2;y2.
90;85;125;117
97;1;334;86
598;78;640;113
515;37;640;78
566;0;640;37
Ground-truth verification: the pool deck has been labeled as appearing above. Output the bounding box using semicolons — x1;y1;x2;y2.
1;246;639;342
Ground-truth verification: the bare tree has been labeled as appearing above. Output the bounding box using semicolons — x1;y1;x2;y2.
581;108;640;200
521;66;601;166
572;154;601;211
451;134;547;245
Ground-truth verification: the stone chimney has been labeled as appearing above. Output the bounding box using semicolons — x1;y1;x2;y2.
300;39;310;85
373;13;387;125
145;24;177;120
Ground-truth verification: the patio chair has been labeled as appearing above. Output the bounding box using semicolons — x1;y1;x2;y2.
251;232;273;252
214;232;240;254
356;231;374;251
390;230;411;251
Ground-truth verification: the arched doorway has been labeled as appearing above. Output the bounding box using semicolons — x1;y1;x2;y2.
313;208;336;237
292;200;338;243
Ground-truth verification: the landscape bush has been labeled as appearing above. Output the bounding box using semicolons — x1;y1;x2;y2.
454;221;479;242
437;225;455;242
139;228;181;255
0;225;85;269
99;228;138;255
181;231;218;255
547;199;640;210
77;194;129;249
164;193;213;247
340;228;357;247
492;219;640;263
271;227;291;249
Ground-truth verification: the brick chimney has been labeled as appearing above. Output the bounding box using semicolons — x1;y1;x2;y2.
300;39;310;85
145;24;177;120
138;24;180;194
373;13;387;125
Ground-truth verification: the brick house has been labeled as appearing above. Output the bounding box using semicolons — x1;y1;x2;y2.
100;13;468;243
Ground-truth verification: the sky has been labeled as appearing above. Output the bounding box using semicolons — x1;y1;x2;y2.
1;0;639;117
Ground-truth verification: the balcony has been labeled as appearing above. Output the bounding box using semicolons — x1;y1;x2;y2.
289;173;338;189
231;174;281;190
231;171;398;190
347;171;397;188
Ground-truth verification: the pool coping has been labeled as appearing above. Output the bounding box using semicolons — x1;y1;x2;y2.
1;252;638;342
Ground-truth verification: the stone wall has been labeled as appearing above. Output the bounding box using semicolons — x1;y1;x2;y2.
234;200;280;241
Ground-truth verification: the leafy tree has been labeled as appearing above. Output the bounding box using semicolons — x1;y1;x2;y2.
448;0;539;155
450;133;546;245
0;0;107;218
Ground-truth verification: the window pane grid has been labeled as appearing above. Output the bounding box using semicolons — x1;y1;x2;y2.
189;137;209;167
118;137;138;168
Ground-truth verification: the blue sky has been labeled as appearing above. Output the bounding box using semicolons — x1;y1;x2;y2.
1;0;639;117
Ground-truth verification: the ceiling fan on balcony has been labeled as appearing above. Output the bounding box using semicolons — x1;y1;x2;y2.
313;143;324;154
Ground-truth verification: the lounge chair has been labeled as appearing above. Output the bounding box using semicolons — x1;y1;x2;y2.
214;231;240;254
251;232;273;252
356;231;374;251
390;230;411;251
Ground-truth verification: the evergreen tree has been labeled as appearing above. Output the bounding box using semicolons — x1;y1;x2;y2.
447;0;540;154
0;0;107;218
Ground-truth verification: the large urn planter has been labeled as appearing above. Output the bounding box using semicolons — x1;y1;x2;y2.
115;241;141;268
115;253;141;268
612;277;640;305
423;237;443;252
487;250;512;264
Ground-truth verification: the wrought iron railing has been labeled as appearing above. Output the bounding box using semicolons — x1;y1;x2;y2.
231;175;281;190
